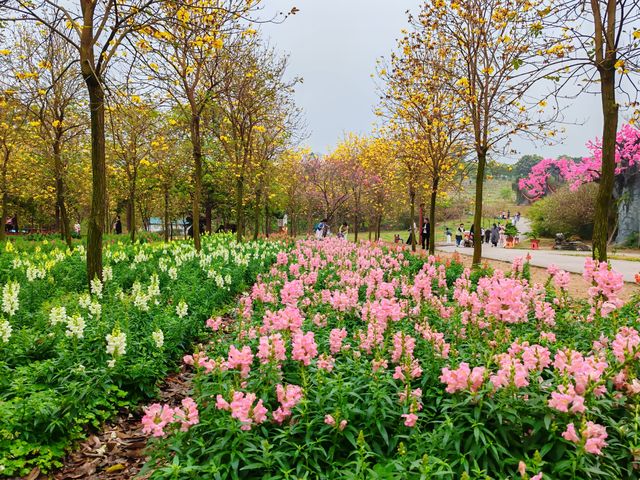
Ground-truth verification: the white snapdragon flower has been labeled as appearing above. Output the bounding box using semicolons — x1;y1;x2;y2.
88;301;102;318
168;267;178;281
2;281;20;316
152;329;164;349
90;277;103;298
106;328;127;366
103;265;113;282
65;314;86;339
78;293;91;309
176;300;188;318
0;319;12;343
49;306;67;325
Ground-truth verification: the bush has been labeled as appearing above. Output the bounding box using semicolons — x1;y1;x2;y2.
529;183;598;239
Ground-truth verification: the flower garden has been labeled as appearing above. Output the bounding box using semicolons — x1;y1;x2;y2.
2;235;640;479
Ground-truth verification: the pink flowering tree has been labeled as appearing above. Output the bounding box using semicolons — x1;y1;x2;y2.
519;124;640;245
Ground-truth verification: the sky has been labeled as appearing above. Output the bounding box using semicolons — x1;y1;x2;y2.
260;0;605;162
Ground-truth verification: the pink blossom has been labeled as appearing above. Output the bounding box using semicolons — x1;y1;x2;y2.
401;413;418;427
329;328;348;354
324;414;336;426
206;317;223;331
141;403;176;437
257;334;287;365
226;345;254;378
291;331;318;366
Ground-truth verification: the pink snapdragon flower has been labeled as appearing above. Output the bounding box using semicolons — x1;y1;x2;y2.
257;334;287;365
273;384;304;423
226;345;254;378
216;391;268;431
329;328;348;354
206;316;223;331
291;331;318;366
440;363;485;393
612;327;640;363
562;422;608;455
141;403;176;437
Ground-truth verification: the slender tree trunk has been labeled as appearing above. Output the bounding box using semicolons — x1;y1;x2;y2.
376;214;382;241
129;182;136;243
472;148;487;266
53;137;72;248
253;187;261;241
409;185;416;252
235;176;245;242
592;66;618;262
265;199;270;238
84;75;106;282
429;176;439;255
190;114;202;251
163;185;169;243
1;149;9;243
354;194;360;242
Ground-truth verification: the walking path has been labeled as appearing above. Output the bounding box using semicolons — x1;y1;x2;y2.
436;244;640;283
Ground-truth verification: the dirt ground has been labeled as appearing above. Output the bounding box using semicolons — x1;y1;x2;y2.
436;251;639;301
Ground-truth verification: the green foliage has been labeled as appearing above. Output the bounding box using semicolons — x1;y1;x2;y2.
529;183;599;239
0;234;284;476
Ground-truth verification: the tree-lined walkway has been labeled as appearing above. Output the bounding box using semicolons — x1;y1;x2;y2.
437;244;640;283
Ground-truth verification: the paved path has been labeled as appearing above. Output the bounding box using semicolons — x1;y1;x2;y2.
436;244;640;283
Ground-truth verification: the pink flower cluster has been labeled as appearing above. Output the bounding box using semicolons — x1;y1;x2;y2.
562;422;608;455
291;331;318;366
257;333;287;365
141;397;200;437
612;327;640;363
216;391;267;431
273;384;303;423
225;345;254;378
261;306;304;333
183;352;219;373
324;414;348;430
329;328;348;354
440;363;485;394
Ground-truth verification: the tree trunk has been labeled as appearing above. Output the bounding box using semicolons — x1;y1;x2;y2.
253;187;261;241
376;214;382;241
472;148;487;266
592;66;618;262
409;186;416;252
163;185;170;243
53;137;72;248
429;176;439;255
235;176;245;242
190;114;202;251
354;195;360;242
264;199;270;238
129;183;136;243
84;75;106;283
0;149;9;243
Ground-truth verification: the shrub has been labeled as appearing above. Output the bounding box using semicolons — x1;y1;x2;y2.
529;183;598;239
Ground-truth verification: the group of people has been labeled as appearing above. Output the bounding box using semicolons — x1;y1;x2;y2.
451;221;516;248
314;219;349;239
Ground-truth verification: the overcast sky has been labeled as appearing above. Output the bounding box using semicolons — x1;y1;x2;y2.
261;0;605;162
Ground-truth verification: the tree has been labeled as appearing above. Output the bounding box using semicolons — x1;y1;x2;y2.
0;93;29;241
1;20;85;247
137;0;259;250
378;25;469;254
3;0;163;282
213;42;300;241
417;0;558;264
108;93;157;242
541;0;640;260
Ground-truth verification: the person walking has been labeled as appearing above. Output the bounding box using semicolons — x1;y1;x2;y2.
484;226;491;244
490;224;500;247
338;222;349;239
421;218;431;250
445;227;452;244
114;215;122;235
456;223;464;247
499;224;506;247
315;219;327;239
